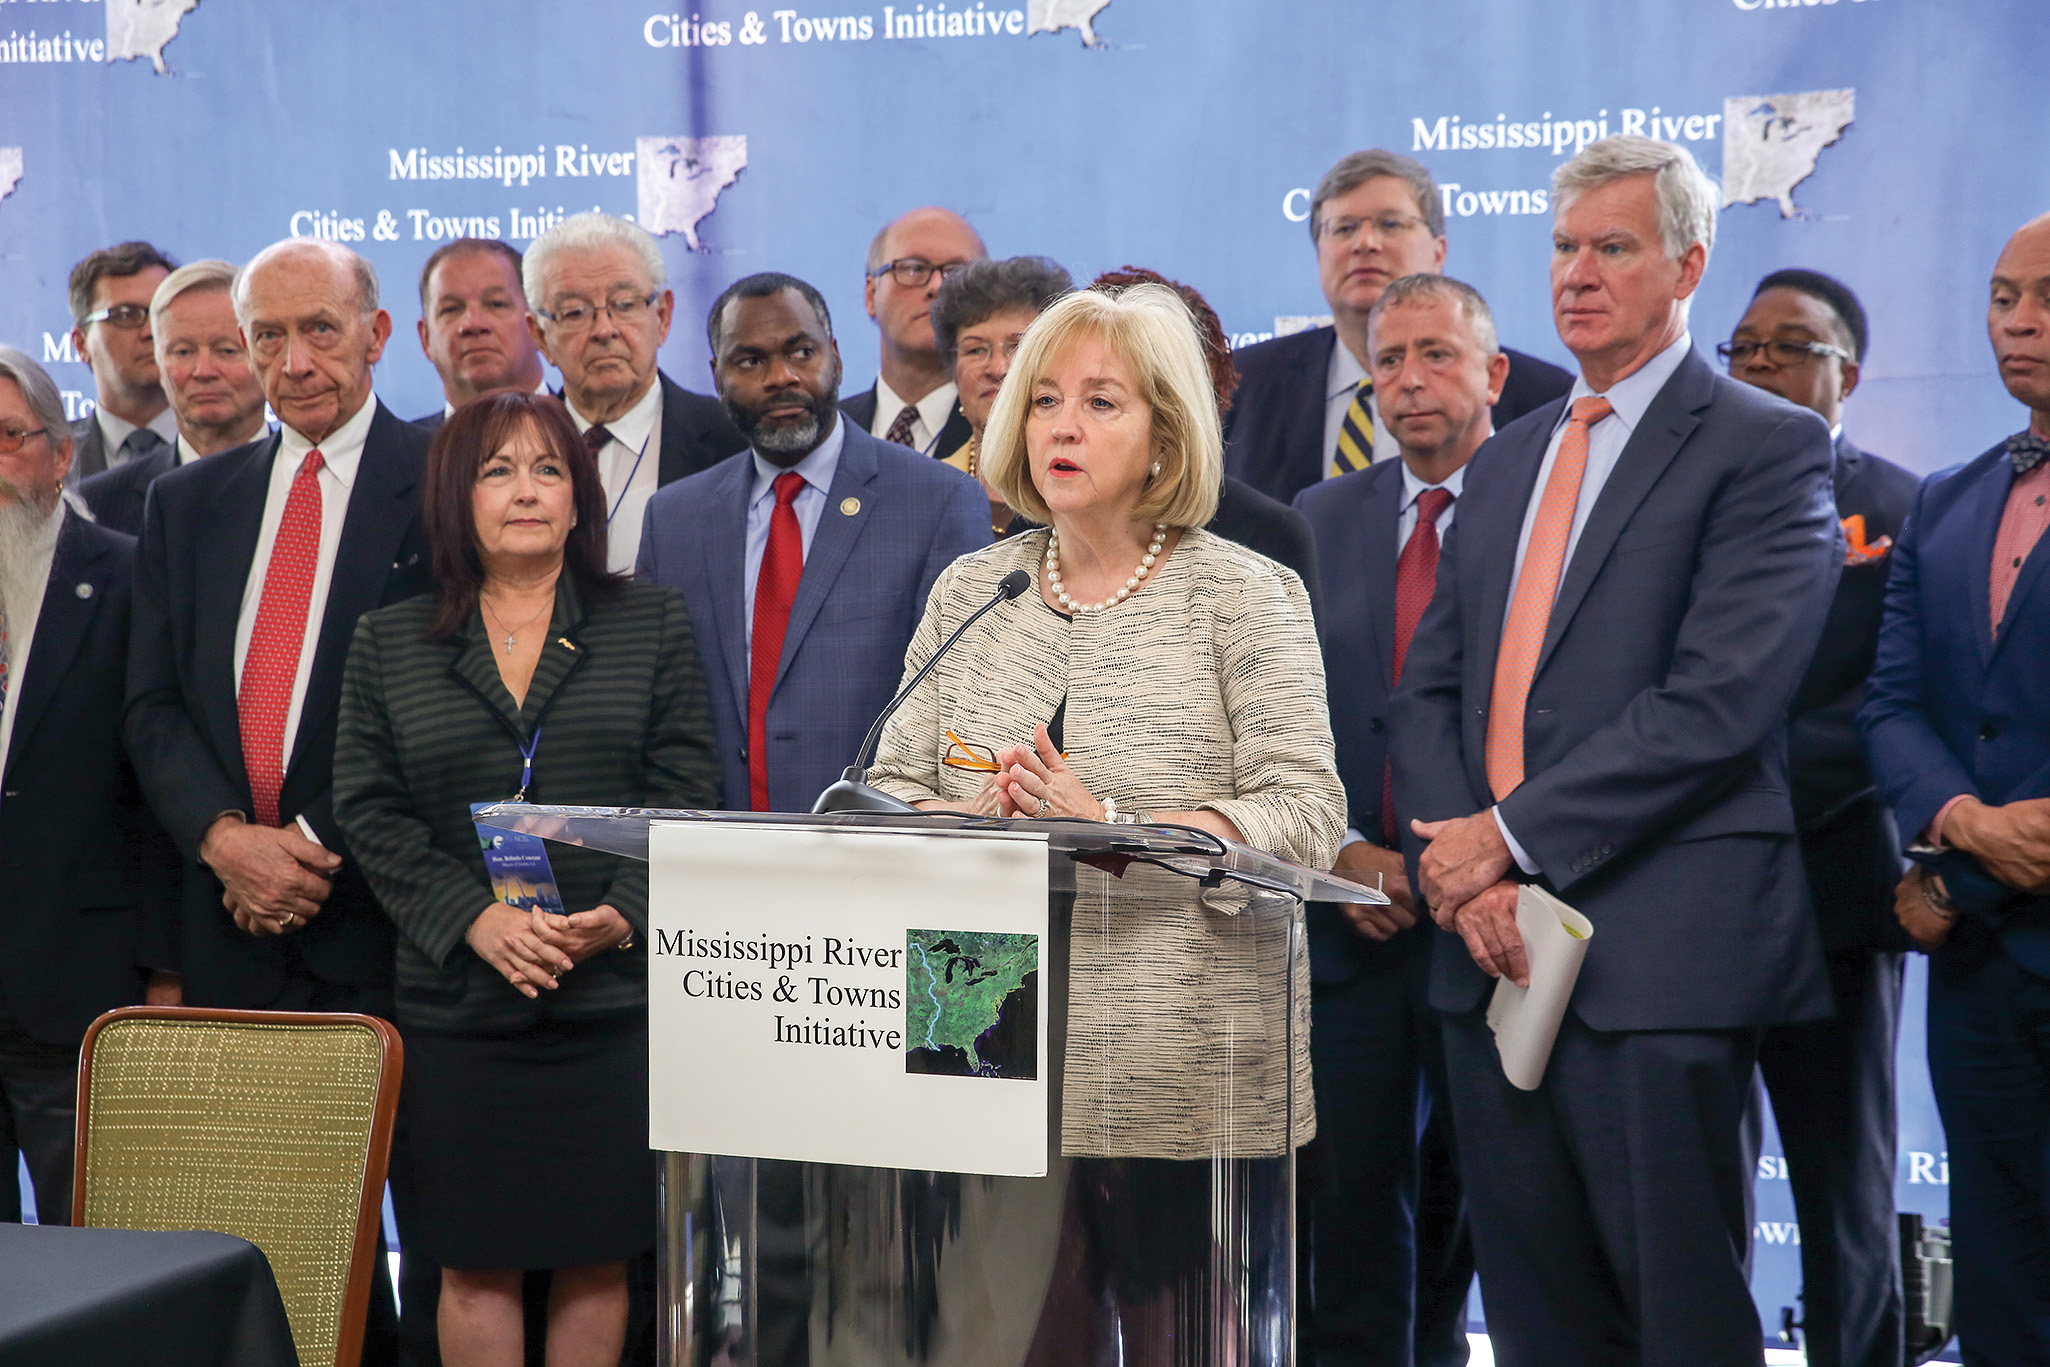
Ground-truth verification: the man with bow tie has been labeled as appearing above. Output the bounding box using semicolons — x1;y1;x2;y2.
1862;212;2050;1366
1725;268;1918;1367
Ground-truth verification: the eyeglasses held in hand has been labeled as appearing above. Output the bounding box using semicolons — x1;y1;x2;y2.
940;729;1066;774
536;292;660;333
869;258;968;288
1715;338;1851;368
82;303;151;330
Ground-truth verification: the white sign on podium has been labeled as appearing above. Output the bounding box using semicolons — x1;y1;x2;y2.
646;822;1051;1176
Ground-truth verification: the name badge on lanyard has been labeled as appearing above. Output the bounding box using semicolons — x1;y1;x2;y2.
469;726;565;915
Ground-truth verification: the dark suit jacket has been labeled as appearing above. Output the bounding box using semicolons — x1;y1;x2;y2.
411;409;446;433
840;383;973;460
1787;438;1919;955
66;412;113;482
334;579;718;1034
637;422;990;813
1861;439;2050;975
79;443;175;536
1389;348;1841;1030
1209;476;1322;616
0;511;180;1045
1224;326;1573;506
1294;459;1410;985
124;400;434;1007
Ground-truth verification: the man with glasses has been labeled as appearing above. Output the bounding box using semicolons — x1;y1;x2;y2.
1725;269;1915;1367
841;207;987;457
0;346;180;1227
64;240;180;482
1226;150;1570;506
524;213;745;573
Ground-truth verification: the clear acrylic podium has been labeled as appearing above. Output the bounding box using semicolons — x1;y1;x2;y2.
473;805;1383;1367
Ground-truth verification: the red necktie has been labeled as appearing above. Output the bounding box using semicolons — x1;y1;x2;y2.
239;448;325;827
1383;486;1454;843
1487;395;1613;800
748;471;806;811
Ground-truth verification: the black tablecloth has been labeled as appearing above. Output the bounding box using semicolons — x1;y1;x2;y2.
0;1223;298;1367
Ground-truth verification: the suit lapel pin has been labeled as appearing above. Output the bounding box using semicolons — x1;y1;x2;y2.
840;497;861;516
558;638;577;651
75;582;93;599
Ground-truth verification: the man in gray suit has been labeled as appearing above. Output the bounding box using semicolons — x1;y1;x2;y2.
1390;138;1842;1365
66;240;180;481
637;271;988;814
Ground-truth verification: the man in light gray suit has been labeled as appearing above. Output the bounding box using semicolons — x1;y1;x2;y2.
1390;138;1843;1365
637;271;988;814
66;240;180;481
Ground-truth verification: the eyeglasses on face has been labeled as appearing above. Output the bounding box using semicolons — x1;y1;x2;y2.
870;258;968;289
536;292;659;333
1715;338;1851;368
0;425;49;456
82;303;151;330
1317;214;1428;246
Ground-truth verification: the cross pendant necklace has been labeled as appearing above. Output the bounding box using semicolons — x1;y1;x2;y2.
481;595;550;656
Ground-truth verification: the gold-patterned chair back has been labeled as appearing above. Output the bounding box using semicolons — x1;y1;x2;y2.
74;1009;402;1367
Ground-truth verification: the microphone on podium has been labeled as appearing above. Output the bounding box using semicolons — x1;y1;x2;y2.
812;568;1035;814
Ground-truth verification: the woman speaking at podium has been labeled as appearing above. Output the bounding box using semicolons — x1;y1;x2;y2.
866;283;1345;1353
333;391;717;1366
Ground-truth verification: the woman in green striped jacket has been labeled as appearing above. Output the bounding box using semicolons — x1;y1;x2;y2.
334;390;717;1367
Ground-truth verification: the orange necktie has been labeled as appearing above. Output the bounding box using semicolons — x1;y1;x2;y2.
1485;396;1612;801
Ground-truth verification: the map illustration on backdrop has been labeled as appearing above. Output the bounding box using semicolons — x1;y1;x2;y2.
637;135;749;251
1720;88;1856;219
905;929;1038;1080
107;0;199;73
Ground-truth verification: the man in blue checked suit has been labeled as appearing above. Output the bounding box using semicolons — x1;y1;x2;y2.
637;271;989;814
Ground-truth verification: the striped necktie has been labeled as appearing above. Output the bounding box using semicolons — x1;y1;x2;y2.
1485;396;1613;800
1330;380;1374;478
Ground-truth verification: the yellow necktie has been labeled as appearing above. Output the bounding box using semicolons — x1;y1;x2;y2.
1330;380;1374;478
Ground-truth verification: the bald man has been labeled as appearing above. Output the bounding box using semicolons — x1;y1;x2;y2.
840;206;987;456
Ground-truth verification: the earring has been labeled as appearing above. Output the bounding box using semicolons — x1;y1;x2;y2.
1149;461;1161;477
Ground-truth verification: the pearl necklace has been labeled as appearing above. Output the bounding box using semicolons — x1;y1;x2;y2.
1045;524;1167;615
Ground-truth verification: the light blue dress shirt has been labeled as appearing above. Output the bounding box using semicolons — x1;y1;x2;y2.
1492;332;1694;873
741;415;846;654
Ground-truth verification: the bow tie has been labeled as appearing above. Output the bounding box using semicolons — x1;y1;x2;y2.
2010;431;2050;476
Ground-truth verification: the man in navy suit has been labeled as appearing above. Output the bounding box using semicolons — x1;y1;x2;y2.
1390;138;1842;1364
1727;269;1916;1367
1861;212;2050;1366
841;207;986;459
1226;150;1570;508
80;259;270;536
0;348;180;1224
411;238;548;430
1295;273;1508;1367
637;271;988;814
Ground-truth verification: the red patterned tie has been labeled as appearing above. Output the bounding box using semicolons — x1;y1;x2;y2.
238;448;325;828
748;471;806;811
883;404;918;449
1383;487;1454;843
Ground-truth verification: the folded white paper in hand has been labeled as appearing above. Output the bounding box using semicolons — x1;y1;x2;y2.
1485;884;1593;1091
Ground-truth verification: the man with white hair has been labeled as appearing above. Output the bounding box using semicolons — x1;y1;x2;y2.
0;346;179;1224
124;238;434;1358
524;212;745;572
1390;137;1843;1363
78;259;271;535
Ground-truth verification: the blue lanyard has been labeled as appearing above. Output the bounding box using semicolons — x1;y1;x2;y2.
513;727;543;803
604;429;654;529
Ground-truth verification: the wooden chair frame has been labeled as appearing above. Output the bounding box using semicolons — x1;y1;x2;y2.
71;1006;404;1367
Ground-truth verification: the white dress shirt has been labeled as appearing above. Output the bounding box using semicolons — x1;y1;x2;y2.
741;418;846;654
95;404;179;468
1322;336;1401;474
1493;332;1694;872
868;376;956;457
566;380;663;575
0;502;62;781
233;395;376;772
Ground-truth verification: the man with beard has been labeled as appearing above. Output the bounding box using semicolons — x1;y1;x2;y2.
637;272;988;813
80;260;272;535
0;346;179;1224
